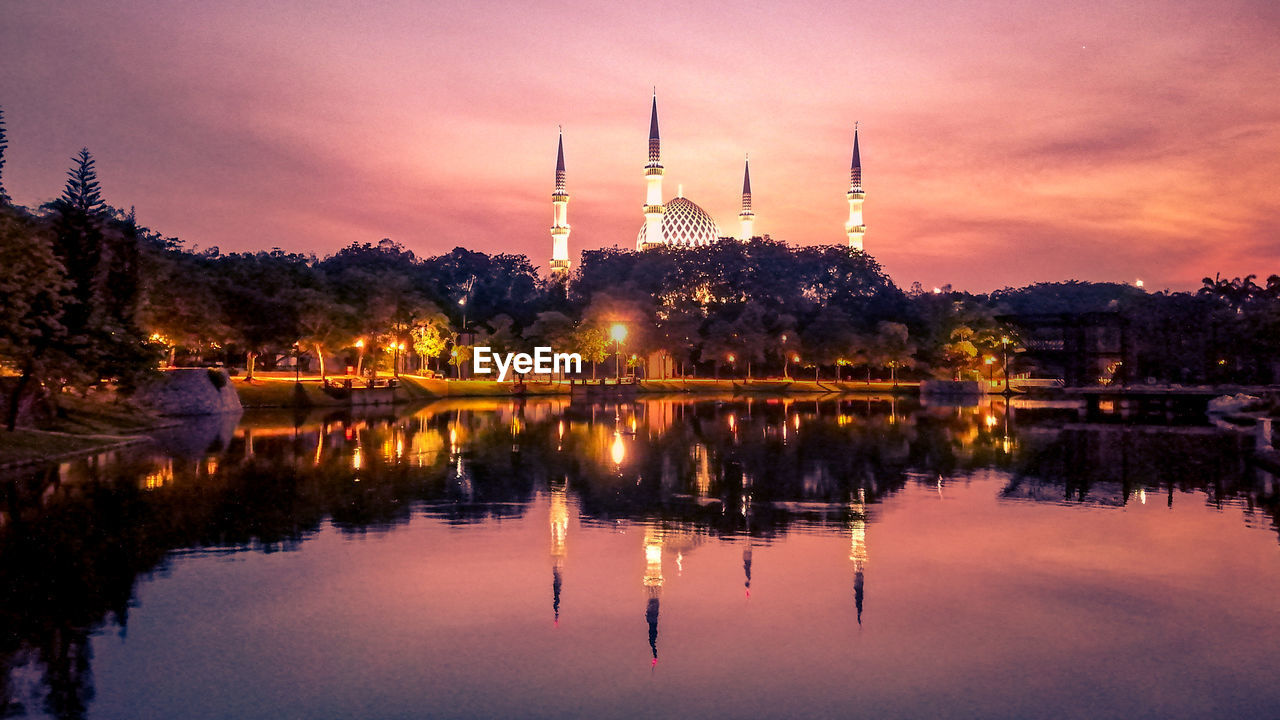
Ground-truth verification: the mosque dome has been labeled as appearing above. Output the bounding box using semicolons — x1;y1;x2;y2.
636;196;721;249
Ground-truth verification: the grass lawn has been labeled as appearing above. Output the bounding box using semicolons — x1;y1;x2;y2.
0;394;164;467
41;395;168;434
0;429;141;467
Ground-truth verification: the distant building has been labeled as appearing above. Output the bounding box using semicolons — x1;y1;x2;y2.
548;95;869;271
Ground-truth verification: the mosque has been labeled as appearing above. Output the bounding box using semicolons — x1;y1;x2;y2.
548;94;866;275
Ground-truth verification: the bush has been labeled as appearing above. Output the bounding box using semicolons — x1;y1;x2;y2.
207;369;228;390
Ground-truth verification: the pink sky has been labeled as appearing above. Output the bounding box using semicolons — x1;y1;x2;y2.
2;0;1277;291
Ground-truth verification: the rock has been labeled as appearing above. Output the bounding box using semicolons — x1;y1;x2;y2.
133;368;243;416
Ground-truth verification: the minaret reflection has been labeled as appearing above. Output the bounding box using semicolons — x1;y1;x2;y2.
850;488;868;626
549;479;569;626
643;526;663;665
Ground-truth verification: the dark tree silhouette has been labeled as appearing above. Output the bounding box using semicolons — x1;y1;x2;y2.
0;106;9;203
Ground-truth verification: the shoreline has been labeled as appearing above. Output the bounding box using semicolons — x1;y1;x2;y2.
0;429;160;472
232;374;925;408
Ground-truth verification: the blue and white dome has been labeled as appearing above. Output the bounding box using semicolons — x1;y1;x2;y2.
637;196;721;249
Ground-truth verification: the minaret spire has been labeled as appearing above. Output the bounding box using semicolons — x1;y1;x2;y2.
639;91;666;249
555;126;566;193
549;128;571;275
738;154;755;241
845;123;866;251
648;91;660;163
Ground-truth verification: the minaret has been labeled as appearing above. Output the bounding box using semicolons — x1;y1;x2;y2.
639;92;665;250
549;129;571;275
738;155;754;241
845;124;866;251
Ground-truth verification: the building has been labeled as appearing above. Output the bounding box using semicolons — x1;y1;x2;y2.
549;95;869;270
845;124;866;251
549;130;571;276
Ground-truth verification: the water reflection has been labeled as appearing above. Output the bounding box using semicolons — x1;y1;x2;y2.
0;394;1277;718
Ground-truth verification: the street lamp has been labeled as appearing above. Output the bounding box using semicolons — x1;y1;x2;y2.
780;334;789;378
293;342;301;383
610;323;628;380
985;355;995;388
727;353;736;379
1001;335;1010;394
355;339;365;378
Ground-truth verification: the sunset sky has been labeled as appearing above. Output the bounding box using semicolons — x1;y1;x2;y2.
2;0;1277;291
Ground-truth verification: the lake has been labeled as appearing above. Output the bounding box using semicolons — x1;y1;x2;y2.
2;395;1278;719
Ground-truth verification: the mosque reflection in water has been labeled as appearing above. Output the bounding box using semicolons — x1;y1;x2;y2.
0;394;1277;718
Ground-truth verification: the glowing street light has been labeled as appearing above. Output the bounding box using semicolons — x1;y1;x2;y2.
355;339;366;377
985;355;995;387
610;323;628;379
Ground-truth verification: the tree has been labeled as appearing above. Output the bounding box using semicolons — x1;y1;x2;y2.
44;151;155;390
941;326;979;380
801;306;856;381
524;311;576;379
573;325;608;379
653;308;702;378
0;106;8;203
216;251;305;380
874;321;916;385
0;207;70;429
448;343;472;379
138;239;230;366
294;287;355;380
731;302;769;379
411;321;448;373
700;319;737;379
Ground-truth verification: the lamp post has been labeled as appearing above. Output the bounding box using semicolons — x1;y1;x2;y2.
1001;335;1010;395
728;353;736;379
985;355;995;389
781;333;789;379
294;342;301;383
388;342;404;379
355;339;365;378
610;323;628;380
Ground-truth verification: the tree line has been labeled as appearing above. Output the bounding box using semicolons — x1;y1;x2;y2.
2;109;1278;427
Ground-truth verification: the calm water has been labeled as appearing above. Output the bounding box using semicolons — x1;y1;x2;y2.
2;396;1279;719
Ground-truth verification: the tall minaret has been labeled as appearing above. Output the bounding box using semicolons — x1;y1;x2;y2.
845;124;866;251
549;129;571;275
738;155;755;241
639;92;665;250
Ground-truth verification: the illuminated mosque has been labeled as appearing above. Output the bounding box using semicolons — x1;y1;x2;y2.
548;94;866;275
